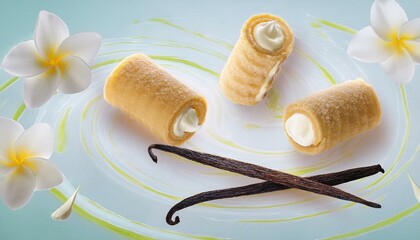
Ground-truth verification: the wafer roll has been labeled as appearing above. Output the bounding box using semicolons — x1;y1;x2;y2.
283;79;381;155
104;54;207;146
220;13;294;106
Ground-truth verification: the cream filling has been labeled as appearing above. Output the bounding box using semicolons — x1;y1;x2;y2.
255;62;280;102
253;20;284;51
285;113;315;147
173;108;201;137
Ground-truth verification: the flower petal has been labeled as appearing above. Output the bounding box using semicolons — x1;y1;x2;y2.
0;166;35;210
51;187;79;221
0;118;24;159
347;26;393;63
0;159;16;176
15;123;54;161
371;0;408;41
56;32;102;65
405;40;420;63
34;10;69;60
22;67;60;108
408;174;420;202
380;50;415;84
57;55;92;94
25;158;63;190
400;18;420;39
1;40;48;77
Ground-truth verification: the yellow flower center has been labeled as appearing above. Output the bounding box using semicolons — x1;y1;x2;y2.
388;31;413;55
48;57;60;66
45;46;67;67
8;148;32;167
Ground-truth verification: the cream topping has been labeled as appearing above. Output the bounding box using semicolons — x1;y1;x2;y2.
173;108;201;137
285;113;315;147
253;20;284;51
255;61;280;102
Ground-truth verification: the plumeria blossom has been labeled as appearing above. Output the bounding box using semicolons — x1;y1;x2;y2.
347;0;420;84
1;10;102;108
0;118;63;210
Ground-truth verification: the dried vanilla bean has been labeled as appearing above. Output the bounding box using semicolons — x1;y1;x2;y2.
166;164;384;225
148;144;381;215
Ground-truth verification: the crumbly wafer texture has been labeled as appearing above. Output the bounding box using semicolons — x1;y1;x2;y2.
104;54;207;146
220;13;294;106
283;79;382;155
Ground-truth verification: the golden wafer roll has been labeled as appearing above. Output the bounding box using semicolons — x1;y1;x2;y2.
220;13;294;105
104;54;207;146
283;79;381;155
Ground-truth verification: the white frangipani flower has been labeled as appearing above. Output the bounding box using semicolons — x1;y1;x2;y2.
0;118;63;210
1;10;102;108
347;0;420;84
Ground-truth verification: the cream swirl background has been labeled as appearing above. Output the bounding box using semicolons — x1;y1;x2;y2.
0;13;419;240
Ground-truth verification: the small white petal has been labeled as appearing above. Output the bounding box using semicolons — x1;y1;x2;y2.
15;123;54;161
347;27;393;63
0;118;24;159
371;0;408;41
1;166;35;210
51;187;79;221
1;40;48;77
25;158;63;190
405;40;420;63
408;175;420;202
22;67;60;108
400;18;420;39
56;32;102;65
57;55;92;94
34;10;69;60
380;50;415;84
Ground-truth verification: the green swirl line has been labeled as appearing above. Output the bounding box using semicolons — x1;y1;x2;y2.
325;203;420;239
149;18;234;49
149;55;219;77
57;108;71;153
82;95;102;121
91;55;219;77
266;88;283;116
208;130;293;156
297;50;337;85
50;188;155;240
0;76;19;93
87;102;180;201
12;103;26;121
312;18;357;35
92;59;123;70
241;202;356;223
50;188;221;240
382;145;420;187
365;86;410;190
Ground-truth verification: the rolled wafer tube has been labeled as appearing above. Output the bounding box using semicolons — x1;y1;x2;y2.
220;13;294;106
104;54;207;146
283;79;381;155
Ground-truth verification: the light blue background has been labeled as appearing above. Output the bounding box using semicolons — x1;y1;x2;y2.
0;0;419;239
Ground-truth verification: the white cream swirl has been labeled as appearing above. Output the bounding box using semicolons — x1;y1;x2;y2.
173;108;201;137
253;20;284;51
285;113;315;147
